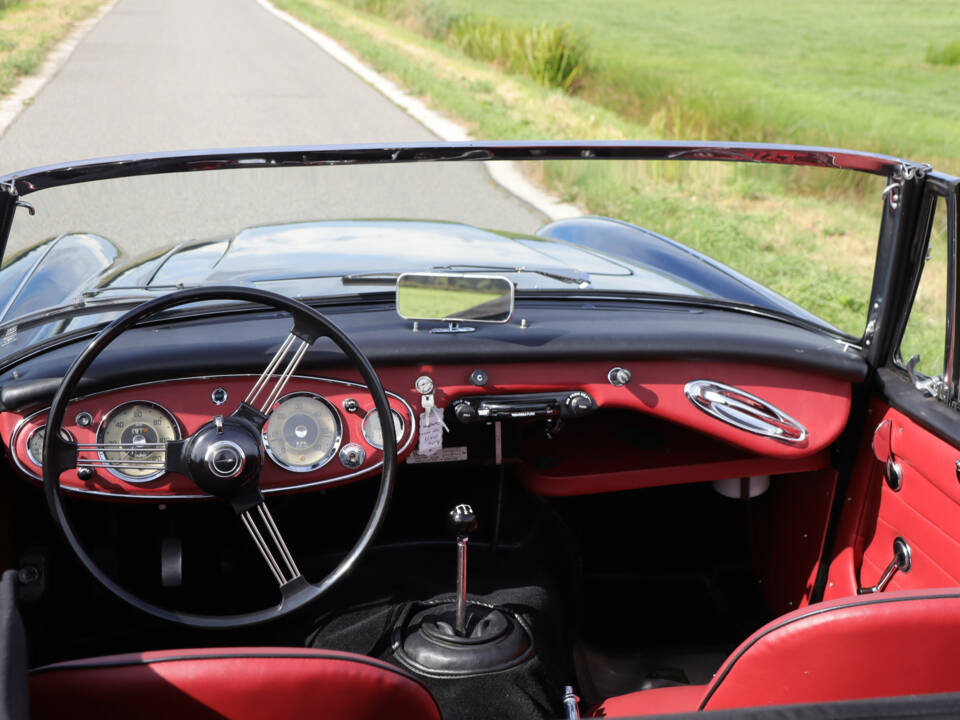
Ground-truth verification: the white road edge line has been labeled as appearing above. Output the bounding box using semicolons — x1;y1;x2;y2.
0;0;121;139
255;0;581;222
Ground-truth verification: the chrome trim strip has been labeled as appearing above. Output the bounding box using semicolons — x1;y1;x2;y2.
683;379;808;444
10;373;415;500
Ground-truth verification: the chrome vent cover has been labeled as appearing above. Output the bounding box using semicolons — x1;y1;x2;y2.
684;380;808;444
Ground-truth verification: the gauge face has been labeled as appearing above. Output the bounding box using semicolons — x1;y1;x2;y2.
26;426;73;468
97;402;180;482
362;409;404;449
263;393;341;472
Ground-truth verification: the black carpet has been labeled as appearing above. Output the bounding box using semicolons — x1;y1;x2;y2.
306;542;574;720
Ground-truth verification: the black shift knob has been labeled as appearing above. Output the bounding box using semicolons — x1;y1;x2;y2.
448;504;477;539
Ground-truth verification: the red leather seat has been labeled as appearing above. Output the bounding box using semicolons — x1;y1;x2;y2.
29;647;442;720
595;589;960;716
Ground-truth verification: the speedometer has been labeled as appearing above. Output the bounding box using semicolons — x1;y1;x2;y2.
263;393;341;472
361;409;404;449
97;401;180;482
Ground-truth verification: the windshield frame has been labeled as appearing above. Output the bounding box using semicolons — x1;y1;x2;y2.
0;140;931;352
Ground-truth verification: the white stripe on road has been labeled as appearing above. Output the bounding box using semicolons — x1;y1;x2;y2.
255;0;581;222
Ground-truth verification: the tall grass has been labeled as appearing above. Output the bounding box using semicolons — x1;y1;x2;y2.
336;0;588;91
927;37;960;66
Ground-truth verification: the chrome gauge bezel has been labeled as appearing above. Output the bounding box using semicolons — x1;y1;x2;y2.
26;425;74;468
361;408;405;450
96;401;182;483
262;392;343;473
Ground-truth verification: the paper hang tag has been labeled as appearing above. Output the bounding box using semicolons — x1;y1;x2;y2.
418;407;447;455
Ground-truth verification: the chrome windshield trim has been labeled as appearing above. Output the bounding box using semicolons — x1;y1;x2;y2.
1;141;918;198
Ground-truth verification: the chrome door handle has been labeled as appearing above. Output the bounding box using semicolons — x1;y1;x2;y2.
858;537;912;594
684;380;808;443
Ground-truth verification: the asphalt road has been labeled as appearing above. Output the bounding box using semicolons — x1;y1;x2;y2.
0;0;545;258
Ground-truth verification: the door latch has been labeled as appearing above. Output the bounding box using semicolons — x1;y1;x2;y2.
858;537;912;594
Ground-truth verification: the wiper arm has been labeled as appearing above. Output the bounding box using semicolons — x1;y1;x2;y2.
432;264;591;287
79;282;193;299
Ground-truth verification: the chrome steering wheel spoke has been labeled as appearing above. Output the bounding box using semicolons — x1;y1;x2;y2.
244;331;313;416
240;501;302;587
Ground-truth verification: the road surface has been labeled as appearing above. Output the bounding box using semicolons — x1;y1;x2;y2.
0;0;546;257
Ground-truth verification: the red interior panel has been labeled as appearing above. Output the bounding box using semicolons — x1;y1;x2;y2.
1;359;851;499
2;376;414;498
824;400;960;599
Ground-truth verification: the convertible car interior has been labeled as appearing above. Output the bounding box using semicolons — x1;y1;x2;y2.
1;142;960;719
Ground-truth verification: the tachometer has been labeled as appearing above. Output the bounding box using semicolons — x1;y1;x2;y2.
97;401;180;482
361;409;404;449
263;393;341;472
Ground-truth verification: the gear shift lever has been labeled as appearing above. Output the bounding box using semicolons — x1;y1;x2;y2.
393;502;532;674
447;504;477;636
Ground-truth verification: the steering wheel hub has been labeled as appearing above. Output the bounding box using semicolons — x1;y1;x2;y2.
206;440;246;479
183;415;263;500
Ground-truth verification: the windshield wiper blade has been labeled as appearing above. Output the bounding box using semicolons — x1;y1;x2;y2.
431;264;591;287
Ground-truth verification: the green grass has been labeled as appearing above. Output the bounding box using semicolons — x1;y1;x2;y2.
450;0;960;174
927;37;960;66
397;285;504;320
328;0;960;176
274;0;949;363
0;0;107;99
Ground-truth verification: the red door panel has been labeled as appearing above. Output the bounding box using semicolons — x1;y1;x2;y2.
825;399;960;599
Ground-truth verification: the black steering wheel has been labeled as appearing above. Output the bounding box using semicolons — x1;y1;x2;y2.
42;286;397;628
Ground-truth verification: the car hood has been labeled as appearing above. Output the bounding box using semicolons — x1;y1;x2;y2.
0;218;832;342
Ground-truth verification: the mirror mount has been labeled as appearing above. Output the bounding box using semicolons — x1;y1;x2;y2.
431;321;477;334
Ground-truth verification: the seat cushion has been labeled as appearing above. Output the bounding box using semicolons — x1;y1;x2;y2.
595;588;960;716
30;647;442;720
593;684;704;717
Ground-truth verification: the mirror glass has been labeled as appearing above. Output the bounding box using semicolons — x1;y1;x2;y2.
396;272;514;323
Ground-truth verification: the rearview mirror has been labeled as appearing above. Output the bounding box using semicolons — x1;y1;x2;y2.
396;272;514;324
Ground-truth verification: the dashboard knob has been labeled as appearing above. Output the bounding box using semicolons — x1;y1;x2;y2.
564;391;596;418
453;402;478;424
608;367;632;386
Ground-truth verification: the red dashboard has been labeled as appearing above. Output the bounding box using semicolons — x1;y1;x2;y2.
1;360;853;499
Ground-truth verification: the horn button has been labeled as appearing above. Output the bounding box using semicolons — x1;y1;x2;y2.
184;418;264;501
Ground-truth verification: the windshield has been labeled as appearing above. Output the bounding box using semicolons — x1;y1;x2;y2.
0;146;888;356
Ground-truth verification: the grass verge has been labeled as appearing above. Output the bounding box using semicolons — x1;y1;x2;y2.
0;0;107;100
274;0;946;365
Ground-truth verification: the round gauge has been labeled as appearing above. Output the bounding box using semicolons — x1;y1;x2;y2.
97;402;180;483
362;409;404;449
263;393;342;472
26;425;73;468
